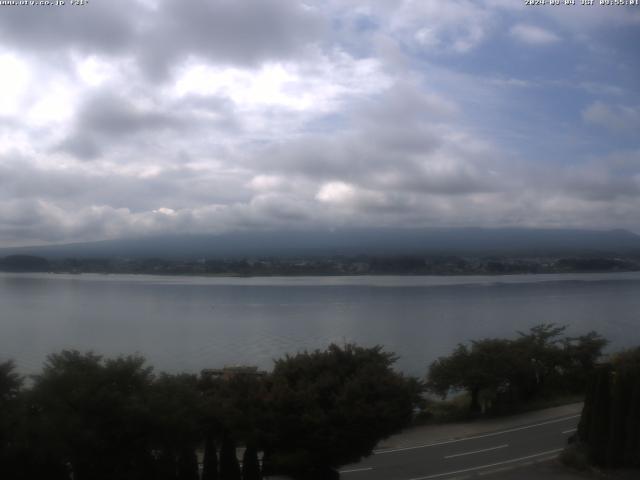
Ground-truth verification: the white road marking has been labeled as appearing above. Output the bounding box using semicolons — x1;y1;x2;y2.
444;444;508;459
340;467;373;474
407;448;564;480
375;414;580;455
562;428;577;434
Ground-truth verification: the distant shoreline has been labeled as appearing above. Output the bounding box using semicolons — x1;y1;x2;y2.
4;270;640;289
2;252;640;278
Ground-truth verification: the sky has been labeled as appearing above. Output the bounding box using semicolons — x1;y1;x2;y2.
0;0;639;247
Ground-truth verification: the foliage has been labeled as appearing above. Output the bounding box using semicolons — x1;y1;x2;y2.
0;361;24;478
177;447;199;480
200;373;268;447
219;433;241;480
0;360;22;402
0;335;610;479
577;347;640;468
427;324;607;414
241;444;261;480
28;351;156;480
201;435;219;480
263;343;422;477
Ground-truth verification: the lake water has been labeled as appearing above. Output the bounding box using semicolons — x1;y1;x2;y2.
2;272;640;376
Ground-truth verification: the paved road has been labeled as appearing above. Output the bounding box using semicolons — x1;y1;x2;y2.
339;414;580;480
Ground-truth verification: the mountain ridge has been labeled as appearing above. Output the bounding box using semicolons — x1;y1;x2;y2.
2;227;640;259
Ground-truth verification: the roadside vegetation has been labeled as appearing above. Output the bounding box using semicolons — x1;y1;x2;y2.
0;344;419;480
423;324;607;419
563;347;640;471
0;324;625;479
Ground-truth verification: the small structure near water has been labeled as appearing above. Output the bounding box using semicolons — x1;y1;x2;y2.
201;365;267;381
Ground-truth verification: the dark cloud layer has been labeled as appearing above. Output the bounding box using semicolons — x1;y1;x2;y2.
0;0;325;79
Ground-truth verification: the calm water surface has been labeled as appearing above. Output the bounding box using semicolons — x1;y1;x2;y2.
2;272;640;376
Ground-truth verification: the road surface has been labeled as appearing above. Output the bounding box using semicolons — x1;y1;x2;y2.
340;413;580;480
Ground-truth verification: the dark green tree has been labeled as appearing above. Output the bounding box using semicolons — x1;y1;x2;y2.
201;373;268;448
29;351;156;480
242;444;261;480
177;447;199;480
0;360;21;402
561;331;608;392
579;364;611;466
202;435;219;480
0;360;23;479
428;324;608;414
577;347;640;468
513;324;567;400
624;375;640;467
427;339;516;413
264;343;421;478
219;433;241;480
148;373;204;478
613;348;640;467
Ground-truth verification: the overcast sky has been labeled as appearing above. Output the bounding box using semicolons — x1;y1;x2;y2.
0;0;639;246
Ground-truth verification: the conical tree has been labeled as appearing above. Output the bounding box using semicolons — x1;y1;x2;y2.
202;435;219;480
156;450;179;480
583;365;611;466
242;444;261;480
177;447;199;480
624;377;640;467
260;450;275;478
606;369;632;467
219;434;241;480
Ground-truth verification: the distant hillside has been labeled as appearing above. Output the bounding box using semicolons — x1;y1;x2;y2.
1;228;640;260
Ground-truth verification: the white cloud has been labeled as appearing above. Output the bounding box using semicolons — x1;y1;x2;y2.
173;51;391;116
583;101;640;133
0;53;30;115
391;0;492;53
316;182;357;204
510;24;560;45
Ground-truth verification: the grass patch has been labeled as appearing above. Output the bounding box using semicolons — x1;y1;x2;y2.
412;394;473;425
412;393;584;426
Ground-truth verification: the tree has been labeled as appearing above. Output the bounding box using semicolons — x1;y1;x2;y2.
29;350;156;480
242;444;261;480
427;340;516;413
264;344;421;478
200;372;268;448
177;447;199;480
148;373;204;478
0;360;21;402
219;433;241;480
561;331;608;392
201;435;219;480
577;347;640;468
513;324;567;399
0;360;23;478
427;325;608;414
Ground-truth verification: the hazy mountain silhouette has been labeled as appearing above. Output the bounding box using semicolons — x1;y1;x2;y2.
2;228;640;259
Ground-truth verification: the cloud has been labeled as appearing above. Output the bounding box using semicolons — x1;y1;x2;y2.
0;1;639;246
138;0;326;79
0;1;139;55
0;0;325;81
509;24;560;45
56;93;188;159
392;1;492;53
582;101;640;133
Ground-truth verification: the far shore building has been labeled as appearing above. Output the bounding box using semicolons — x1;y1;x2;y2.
201;365;267;381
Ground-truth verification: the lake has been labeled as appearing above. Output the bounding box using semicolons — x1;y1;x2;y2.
2;271;640;376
